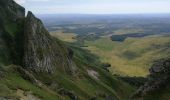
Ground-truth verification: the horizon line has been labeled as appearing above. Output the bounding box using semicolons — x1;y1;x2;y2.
35;12;170;15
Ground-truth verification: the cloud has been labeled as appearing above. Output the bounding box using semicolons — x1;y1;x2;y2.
14;0;51;4
14;0;170;14
14;0;26;4
29;0;51;1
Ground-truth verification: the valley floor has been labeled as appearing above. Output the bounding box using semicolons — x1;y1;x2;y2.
51;31;170;77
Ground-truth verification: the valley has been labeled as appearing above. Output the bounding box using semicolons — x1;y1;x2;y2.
44;14;170;77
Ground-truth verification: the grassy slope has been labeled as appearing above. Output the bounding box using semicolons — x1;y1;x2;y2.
0;3;136;100
0;64;64;100
50;31;77;42
0;54;135;100
70;44;136;100
0;15;135;99
48;32;170;100
49;27;170;77
0;41;136;100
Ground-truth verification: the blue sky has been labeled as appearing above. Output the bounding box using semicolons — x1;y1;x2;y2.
14;0;170;14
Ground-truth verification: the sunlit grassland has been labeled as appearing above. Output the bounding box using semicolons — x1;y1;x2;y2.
50;30;170;77
50;31;77;42
84;35;170;77
113;28;144;35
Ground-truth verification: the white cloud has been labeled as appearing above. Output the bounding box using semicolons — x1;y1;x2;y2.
29;0;51;2
14;0;26;4
14;0;170;14
14;0;51;4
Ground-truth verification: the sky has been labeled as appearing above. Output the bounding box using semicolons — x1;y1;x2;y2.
14;0;170;14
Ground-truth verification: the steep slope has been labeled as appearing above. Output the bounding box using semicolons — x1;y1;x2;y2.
23;11;76;74
0;0;25;65
0;0;24;23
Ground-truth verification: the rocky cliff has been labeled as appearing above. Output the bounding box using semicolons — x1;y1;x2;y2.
0;0;25;65
0;0;25;23
23;11;76;74
0;0;76;74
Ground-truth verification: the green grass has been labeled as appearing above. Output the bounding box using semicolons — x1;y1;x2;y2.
71;46;136;100
0;45;11;65
85;37;116;51
0;83;13;97
4;23;18;37
113;28;144;35
84;35;170;76
0;65;63;100
0;27;137;100
0;63;135;100
0;39;137;100
49;31;170;77
0;22;20;65
68;43;101;66
50;31;77;42
0;49;136;100
135;85;170;100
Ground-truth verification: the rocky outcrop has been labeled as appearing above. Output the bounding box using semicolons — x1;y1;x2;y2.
58;88;78;100
23;11;76;74
0;0;76;75
132;58;170;98
0;0;25;65
0;97;14;100
0;0;25;23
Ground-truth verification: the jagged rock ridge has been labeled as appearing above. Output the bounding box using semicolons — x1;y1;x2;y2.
0;0;25;64
23;11;76;74
0;0;25;23
0;0;76;75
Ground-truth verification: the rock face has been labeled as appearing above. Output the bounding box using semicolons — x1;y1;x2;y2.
0;0;25;65
0;0;76;74
0;0;25;23
23;11;76;74
132;58;170;98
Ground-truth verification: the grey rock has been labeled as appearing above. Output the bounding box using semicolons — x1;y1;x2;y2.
0;0;25;23
0;97;14;100
0;0;25;65
58;88;78;100
132;58;170;98
23;11;76;74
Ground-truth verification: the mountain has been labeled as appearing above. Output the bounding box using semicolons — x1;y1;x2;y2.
23;11;76;74
0;0;135;100
0;0;25;65
1;0;170;100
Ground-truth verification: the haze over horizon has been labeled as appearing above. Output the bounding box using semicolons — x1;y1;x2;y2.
14;0;170;14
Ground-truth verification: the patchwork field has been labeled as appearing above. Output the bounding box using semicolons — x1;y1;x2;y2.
46;15;170;77
50;31;77;42
84;35;170;76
